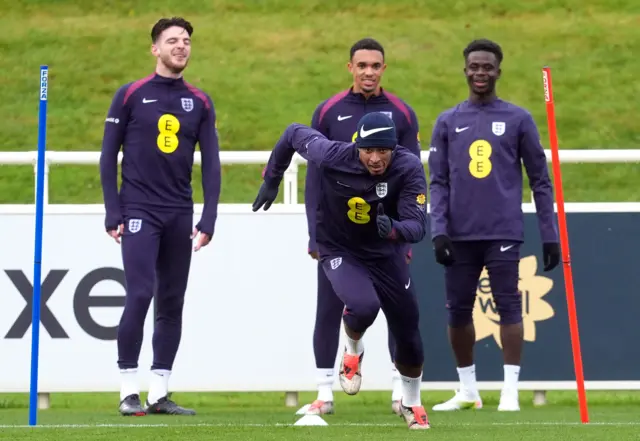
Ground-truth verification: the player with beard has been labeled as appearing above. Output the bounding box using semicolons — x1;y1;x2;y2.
100;16;221;416
428;39;560;412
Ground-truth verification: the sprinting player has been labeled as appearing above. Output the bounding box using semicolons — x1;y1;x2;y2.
305;37;421;416
254;112;430;430
99;16;221;416
428;39;560;412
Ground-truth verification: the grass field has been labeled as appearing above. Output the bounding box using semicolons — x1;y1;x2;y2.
1;0;639;204
1;391;640;440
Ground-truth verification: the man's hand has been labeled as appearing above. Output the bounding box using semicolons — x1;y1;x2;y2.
543;242;560;271
192;228;212;252
433;235;455;266
252;181;279;212
376;204;394;239
309;250;319;260
107;224;124;244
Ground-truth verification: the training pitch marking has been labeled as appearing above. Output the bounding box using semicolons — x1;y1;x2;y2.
0;421;638;429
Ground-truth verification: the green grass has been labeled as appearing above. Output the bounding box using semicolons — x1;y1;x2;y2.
0;391;639;440
1;0;639;204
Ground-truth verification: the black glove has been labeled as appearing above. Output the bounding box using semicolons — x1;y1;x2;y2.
433;235;455;266
251;181;279;212
543;242;560;271
376;204;394;239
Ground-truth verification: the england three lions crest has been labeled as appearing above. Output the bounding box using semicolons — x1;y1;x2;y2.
376;182;388;198
492;121;506;136
181;98;194;112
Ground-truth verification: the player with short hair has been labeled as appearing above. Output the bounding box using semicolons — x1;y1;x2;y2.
428;39;560;412
254;112;431;430
99;16;221;416
304;37;421;416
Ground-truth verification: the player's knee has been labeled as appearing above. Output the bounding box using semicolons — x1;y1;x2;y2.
447;305;474;327
343;298;380;332
122;291;154;319
495;293;523;325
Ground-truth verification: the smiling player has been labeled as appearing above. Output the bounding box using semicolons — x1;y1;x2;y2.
428;39;560;412
304;37;421;417
100;16;221;416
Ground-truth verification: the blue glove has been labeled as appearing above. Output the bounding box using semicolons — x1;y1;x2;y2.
376;204;394;239
252;181;279;212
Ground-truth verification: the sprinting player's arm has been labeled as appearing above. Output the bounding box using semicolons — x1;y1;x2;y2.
384;164;428;244
263;123;351;186
427;115;450;239
99;85;128;234
519;112;558;243
195;96;222;238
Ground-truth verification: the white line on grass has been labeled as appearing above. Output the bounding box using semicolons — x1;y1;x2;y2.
1;422;639;429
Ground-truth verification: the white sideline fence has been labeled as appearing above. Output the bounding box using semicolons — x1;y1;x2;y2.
1;149;640;410
1;149;640;205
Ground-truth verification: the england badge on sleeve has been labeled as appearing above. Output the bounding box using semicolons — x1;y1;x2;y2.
181;98;194;112
376;182;388;198
492;121;506;136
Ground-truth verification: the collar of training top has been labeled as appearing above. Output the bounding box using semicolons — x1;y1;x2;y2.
344;86;389;102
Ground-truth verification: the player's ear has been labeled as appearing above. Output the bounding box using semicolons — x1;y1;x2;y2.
151;44;159;57
497;67;502;79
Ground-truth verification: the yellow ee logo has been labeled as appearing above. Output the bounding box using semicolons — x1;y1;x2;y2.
473;255;554;348
352;131;357;142
468;139;492;179
347;196;371;224
157;114;180;154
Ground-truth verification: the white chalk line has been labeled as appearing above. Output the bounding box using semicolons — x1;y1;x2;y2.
0;421;638;429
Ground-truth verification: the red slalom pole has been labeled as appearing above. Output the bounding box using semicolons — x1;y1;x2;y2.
541;66;589;423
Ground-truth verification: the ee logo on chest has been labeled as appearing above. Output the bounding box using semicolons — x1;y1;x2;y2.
157;114;180;154
347;197;371;224
469;139;493;179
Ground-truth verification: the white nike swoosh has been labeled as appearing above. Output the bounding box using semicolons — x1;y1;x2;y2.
142;98;157;103
360;126;393;138
500;245;515;252
405;279;411;289
337;115;352;121
304;136;318;151
455;126;469;133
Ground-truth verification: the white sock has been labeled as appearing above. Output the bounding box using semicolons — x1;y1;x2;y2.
316;368;334;402
400;374;422;407
120;368;139;401
503;365;520;392
457;364;478;395
345;335;364;355
391;366;403;401
147;369;171;405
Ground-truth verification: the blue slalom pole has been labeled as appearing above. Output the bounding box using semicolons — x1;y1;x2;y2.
29;65;48;426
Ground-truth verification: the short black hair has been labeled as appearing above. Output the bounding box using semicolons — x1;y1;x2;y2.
463;39;503;64
350;38;385;60
151;17;193;43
